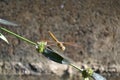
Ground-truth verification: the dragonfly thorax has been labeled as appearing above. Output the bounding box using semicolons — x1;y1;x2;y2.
57;42;66;51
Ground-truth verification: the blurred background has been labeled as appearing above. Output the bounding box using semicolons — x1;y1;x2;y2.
0;0;120;80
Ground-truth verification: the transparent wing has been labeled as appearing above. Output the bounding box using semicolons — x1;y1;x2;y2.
62;42;82;48
48;31;82;51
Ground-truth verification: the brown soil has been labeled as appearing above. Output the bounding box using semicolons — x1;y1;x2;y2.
0;0;120;80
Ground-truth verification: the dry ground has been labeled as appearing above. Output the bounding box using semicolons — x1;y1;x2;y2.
0;0;120;80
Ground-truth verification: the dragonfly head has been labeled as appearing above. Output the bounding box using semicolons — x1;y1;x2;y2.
36;41;47;53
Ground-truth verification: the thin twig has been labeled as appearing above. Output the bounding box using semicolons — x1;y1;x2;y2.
0;27;36;45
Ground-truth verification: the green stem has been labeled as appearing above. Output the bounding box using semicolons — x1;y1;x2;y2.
69;63;83;72
70;64;91;80
0;27;37;45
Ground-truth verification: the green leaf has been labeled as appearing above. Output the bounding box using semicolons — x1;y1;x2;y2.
0;33;9;44
0;27;36;45
0;18;18;26
92;73;106;80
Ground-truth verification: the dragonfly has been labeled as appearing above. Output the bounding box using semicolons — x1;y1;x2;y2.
0;27;106;80
0;19;19;44
48;31;66;51
48;31;82;52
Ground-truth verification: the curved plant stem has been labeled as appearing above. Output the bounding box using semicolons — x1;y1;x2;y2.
0;27;106;80
69;63;83;72
0;27;84;72
0;27;37;45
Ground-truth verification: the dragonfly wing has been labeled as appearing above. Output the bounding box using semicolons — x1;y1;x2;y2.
62;42;82;48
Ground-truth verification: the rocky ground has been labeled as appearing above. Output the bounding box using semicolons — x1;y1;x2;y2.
0;0;120;80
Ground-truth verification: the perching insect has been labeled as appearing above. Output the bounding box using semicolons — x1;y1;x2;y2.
48;31;82;52
48;31;66;51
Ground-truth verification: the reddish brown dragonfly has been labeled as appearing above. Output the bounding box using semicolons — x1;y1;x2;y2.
48;31;81;51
